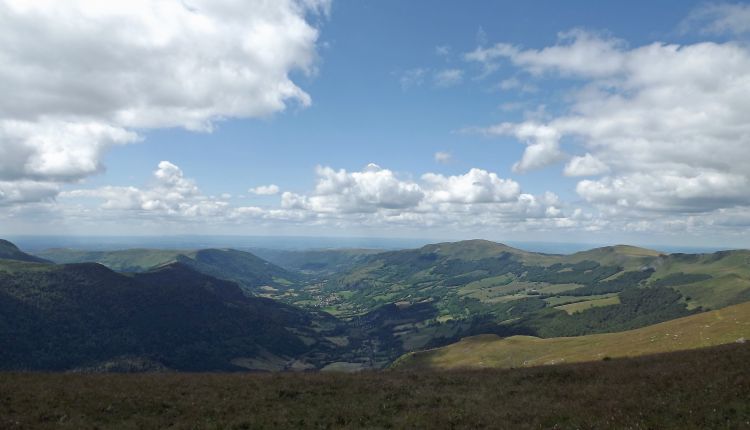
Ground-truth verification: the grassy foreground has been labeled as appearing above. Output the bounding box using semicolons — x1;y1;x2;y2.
394;300;750;370
1;343;749;429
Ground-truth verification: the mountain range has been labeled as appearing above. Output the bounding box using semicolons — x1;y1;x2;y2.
2;238;749;372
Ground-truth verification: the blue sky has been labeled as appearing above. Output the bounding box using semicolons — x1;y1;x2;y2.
1;0;750;248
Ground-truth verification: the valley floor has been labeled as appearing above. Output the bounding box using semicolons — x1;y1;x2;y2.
1;343;748;429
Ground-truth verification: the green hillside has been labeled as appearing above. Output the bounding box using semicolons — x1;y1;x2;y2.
393;300;750;370
37;247;300;291
278;240;750;363
0;258;344;371
648;250;750;310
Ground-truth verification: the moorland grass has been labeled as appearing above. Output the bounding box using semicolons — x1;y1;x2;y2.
1;342;748;429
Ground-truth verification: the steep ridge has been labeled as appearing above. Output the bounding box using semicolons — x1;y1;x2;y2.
0;239;50;263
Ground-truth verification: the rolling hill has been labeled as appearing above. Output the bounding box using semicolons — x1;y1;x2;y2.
393;300;750;370
37;247;300;292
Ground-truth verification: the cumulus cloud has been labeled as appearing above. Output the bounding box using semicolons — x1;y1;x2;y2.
249;184;281;195
0;120;138;182
63;161;226;216
422;169;520;204
0;0;327;202
302;164;424;213
274;164;562;229
52;161;572;234
564;153;610;177
470;30;750;215
484;122;564;172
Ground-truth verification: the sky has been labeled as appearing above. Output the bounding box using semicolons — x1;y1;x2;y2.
1;0;750;248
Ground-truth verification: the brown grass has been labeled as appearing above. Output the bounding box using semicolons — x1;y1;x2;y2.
1;343;749;429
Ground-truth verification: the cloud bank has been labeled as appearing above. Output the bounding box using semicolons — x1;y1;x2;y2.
0;0;328;203
469;29;750;217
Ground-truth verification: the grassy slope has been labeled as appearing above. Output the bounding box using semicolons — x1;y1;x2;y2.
394;300;750;370
650;250;750;310
1;343;748;429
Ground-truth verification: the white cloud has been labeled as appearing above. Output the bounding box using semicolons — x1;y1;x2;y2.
63;161;226;216
249;184;281;195
0;180;59;206
304;164;424;213
434;151;452;164
564;153;609;177
0;120;138;182
435;45;451;57
466;29;626;78
0;0;327;202
682;2;750;35
434;69;464;87
471;30;750;215
484;122;564;172
43;161;573;235
422;169;520;204
576;172;750;213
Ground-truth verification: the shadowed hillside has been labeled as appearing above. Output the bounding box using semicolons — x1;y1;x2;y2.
0;259;344;371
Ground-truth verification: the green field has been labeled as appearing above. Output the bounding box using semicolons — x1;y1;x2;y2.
555;294;621;314
394;300;750;370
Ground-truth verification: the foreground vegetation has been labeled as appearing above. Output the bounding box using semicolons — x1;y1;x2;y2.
1;343;748;429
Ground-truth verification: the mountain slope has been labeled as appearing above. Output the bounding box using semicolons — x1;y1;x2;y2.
0;258;341;371
0;239;50;263
393;300;750;370
37;247;300;291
